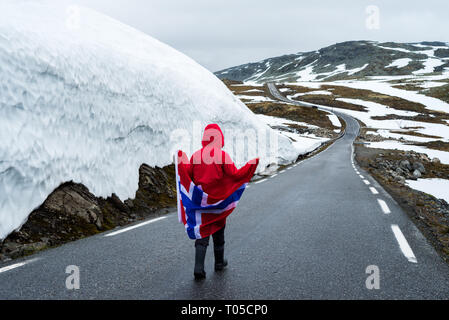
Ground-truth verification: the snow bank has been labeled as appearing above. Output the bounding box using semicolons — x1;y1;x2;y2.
0;0;300;239
406;178;449;203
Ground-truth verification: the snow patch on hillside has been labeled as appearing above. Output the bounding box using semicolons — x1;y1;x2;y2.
327;114;341;130
414;58;445;75
330;81;449;113
256;114;328;157
387;58;412;69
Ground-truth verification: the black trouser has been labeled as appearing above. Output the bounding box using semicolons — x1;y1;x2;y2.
195;226;225;250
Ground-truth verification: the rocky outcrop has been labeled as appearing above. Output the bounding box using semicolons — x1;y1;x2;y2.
0;164;176;262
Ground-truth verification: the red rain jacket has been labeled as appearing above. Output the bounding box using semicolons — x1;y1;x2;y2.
187;124;259;235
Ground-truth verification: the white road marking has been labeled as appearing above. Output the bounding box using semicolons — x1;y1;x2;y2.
0;258;39;274
369;187;379;195
391;225;418;263
105;216;167;237
359;175;364;179
255;179;267;184
286;167;292;170
363;180;370;185
280;170;286;173
377;199;391;214
270;174;278;178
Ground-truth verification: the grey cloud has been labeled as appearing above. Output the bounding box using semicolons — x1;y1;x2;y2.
65;0;449;71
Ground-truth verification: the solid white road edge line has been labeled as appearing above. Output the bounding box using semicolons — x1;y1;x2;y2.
105;216;168;237
377;199;391;214
391;224;418;263
369;187;379;195
0;258;39;274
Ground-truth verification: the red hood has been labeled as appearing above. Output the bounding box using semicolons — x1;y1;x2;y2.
202;124;224;148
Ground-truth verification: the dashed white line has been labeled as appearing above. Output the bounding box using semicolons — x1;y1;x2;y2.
0;258;39;274
377;199;391;214
369;187;379;195
270;174;278;178
359;175;364;179
105;216;168;237
255;179;267;185
363;180;370;185
280;170;286;173
391;224;418;263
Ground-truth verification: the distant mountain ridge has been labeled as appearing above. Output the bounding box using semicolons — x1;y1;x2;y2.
215;41;449;83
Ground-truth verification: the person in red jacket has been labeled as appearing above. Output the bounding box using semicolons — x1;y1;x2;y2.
188;124;259;280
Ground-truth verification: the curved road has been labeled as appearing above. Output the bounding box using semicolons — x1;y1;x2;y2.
1;85;449;299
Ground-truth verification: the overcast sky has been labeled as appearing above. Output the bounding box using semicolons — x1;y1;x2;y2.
67;0;449;72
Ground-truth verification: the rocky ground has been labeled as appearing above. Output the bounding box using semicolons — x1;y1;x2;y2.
0;164;176;262
355;142;449;263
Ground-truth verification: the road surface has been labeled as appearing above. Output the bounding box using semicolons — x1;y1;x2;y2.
1;85;449;299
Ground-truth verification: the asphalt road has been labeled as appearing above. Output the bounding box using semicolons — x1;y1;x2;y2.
1;85;449;299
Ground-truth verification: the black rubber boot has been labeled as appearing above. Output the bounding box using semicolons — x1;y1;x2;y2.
214;247;228;271
194;245;207;280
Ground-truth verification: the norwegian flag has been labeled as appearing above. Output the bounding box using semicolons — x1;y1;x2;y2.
175;150;256;239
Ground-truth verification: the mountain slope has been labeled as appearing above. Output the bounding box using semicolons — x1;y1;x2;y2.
215;41;449;83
